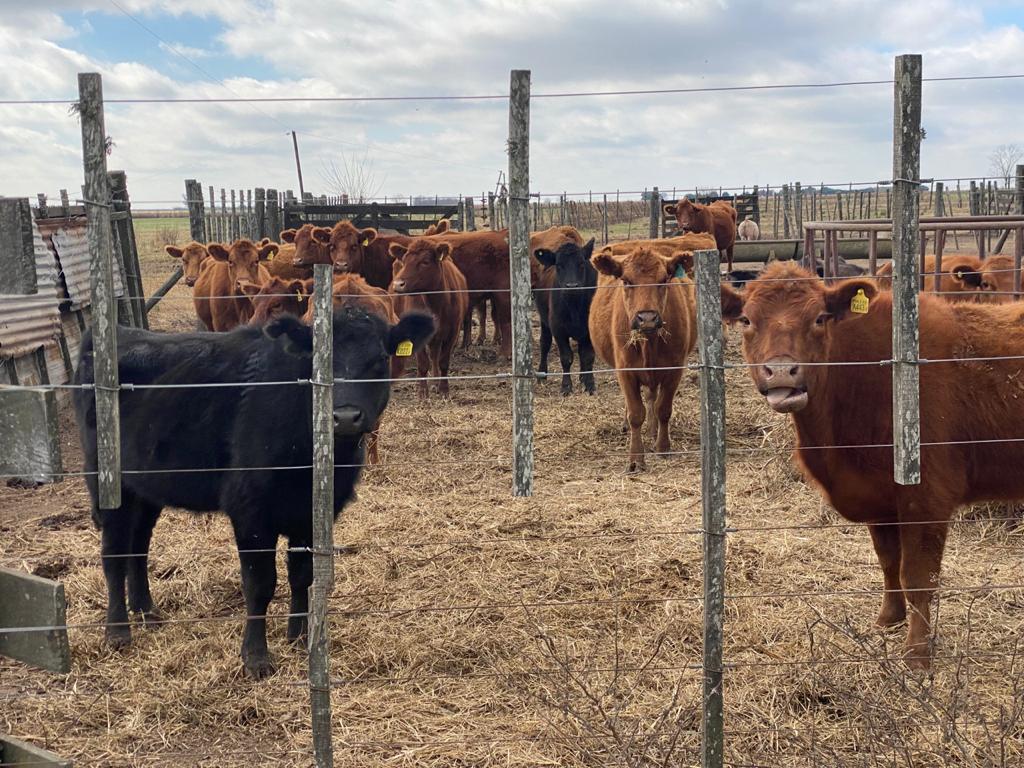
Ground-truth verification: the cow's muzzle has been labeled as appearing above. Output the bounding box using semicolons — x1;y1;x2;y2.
632;310;663;334
334;406;368;436
757;357;808;413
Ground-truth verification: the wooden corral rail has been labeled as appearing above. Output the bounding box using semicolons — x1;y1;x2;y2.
804;214;1024;295
284;201;461;234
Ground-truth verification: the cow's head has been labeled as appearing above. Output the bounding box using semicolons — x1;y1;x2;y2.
720;262;877;413
329;220;377;274
207;239;275;284
165;242;210;287
591;246;693;335
979;256;1013;303
263;308;434;438
283;225;332;267
534;238;596;291
388;239;451;294
663;198;707;234
239;276;311;325
424;219;451;236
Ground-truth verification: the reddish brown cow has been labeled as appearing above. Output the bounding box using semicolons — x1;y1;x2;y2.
589;246;697;471
720;261;1024;667
876;255;988;302
663;198;737;272
284;226;333;270
238;276;311;325
979;255;1016;303
193;239;275;331
165;242;211;287
389;239;468;398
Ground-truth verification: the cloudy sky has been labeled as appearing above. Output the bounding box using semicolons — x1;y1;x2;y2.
1;0;1022;208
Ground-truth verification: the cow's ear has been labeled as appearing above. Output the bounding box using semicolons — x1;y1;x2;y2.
436;242;452;262
388;312;435;356
165;245;184;258
301;278;315;296
581;238;596;260
434;219;450;234
208;243;230;261
280;229;297;244
720;283;745;323
534;248;556;268
663;203;677;217
312;227;332;245
286;279;307;297
258;242;278;260
951;265;982;287
591;248;623;278
666;251;694;279
359;228;377;246
388;243;408;261
264;314;313;356
824;279;878;320
237;280;262;298
259;237;272;246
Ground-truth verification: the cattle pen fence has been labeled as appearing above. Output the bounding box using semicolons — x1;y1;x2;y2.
2;57;1024;767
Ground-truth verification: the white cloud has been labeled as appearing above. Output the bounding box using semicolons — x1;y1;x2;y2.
1;1;1022;208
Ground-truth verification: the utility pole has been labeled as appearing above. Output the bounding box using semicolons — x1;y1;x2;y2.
291;131;306;198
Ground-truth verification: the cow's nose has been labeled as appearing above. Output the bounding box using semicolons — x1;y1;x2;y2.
762;359;801;383
185;277;196;287
335;261;349;272
635;310;662;328
392;279;407;293
564;281;580;289
333;406;367;435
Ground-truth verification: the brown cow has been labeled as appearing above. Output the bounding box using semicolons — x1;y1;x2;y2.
389;239;468;398
193;239;275;331
979;255;1017;303
720;261;1024;668
876;255;988;301
165;242;211;287
663;198;737;272
589;246;697;472
238;276;311;325
601;233;717;267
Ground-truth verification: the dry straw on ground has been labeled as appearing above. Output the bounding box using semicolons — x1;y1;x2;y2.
2;244;1023;766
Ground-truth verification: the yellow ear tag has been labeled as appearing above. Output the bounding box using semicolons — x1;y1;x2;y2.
395;340;414;357
296;290;303;300
850;289;869;314
362;238;370;246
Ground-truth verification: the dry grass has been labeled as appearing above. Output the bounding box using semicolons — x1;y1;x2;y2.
2;244;1023;767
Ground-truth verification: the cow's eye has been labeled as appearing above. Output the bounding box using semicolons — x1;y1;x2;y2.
621;278;632;287
738;315;751;327
815;313;831;326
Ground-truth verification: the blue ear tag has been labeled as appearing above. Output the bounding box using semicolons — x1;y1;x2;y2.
673;264;686;279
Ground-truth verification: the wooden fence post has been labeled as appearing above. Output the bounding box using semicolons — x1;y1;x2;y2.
255;188;267;240
309;262;335;767
781;184;791;238
794;181;802;236
464;195;476;231
78;72;120;510
266;189;280;241
602;193;609;244
508;69;534;497
185;179;206;242
108;171;147;329
649;186;660;239
695;248;726;768
891;54;922;486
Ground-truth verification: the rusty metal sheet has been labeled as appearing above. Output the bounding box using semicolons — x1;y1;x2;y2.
50;223;125;308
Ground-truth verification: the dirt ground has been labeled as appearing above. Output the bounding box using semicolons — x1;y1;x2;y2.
1;227;1022;767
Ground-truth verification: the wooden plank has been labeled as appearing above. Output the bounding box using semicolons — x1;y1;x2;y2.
108;171;146;329
694;249;725;768
0;198;38;295
308;263;334;766
185;179;205;242
0;568;71;674
649;186;660;239
1;735;71;767
508;69;534;497
891;54;922;487
78;72;121;509
255;188;266;240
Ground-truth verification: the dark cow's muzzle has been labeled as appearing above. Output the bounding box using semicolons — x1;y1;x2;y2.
757;357;808;413
185;277;197;287
632;310;663;334
334;406;368;436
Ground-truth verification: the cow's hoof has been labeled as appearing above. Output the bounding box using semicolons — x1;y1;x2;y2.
287;617;308;645
561;388;572;397
243;653;277;680
875;607;906;628
106;625;132;649
903;644;932;671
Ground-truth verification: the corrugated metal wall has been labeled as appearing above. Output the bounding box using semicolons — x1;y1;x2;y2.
0;221;62;359
51;223;125;308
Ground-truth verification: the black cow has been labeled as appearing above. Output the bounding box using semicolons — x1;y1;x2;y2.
725;268;761;289
534;238;597;395
815;255;867;278
73;308;433;678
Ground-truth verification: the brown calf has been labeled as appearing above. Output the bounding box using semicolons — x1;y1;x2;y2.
192;239;275;331
589;246;697;472
165;242;212;287
239;276;311;325
389;239;468;398
720;261;1024;667
663;198;737;272
876;255;988;301
979;255;1016;303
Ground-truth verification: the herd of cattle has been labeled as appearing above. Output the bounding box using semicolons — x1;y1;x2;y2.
73;198;1024;677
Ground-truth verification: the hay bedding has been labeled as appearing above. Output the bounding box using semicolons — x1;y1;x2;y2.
1;292;1022;767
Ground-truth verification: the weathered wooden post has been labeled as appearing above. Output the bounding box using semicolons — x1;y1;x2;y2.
59;189;70;217
78;72;120;510
508;69;533;497
266;188;280;240
255;188;267;240
649;186;660;239
781;184;791;238
309;262;335;766
108;171;146;329
695;248;726;768
464;195;476;231
891;54;922;486
602;193;609;244
185;179;206;243
794;181;802;236
487;192;496;230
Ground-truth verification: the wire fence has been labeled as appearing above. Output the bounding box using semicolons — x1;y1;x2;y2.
3;58;1024;768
